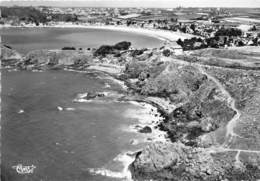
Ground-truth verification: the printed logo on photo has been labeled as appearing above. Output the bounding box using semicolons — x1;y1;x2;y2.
12;164;36;174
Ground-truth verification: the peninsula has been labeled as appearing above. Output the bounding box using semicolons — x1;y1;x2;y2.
1;4;260;181
2;39;260;180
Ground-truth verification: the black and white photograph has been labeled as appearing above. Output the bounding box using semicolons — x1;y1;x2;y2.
1;0;260;180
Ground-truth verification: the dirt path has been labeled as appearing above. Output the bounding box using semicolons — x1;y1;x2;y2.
196;66;242;147
164;58;260;159
169;58;243;148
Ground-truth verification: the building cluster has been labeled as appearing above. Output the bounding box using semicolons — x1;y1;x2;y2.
1;6;259;50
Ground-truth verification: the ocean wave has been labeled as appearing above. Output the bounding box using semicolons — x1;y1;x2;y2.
77;92;89;99
102;76;128;90
65;107;76;111
73;98;93;103
7;69;18;72
18;109;24;114
73;91;123;103
64;68;88;73
57;106;76;111
104;83;111;88
57;106;63;111
123;101;169;142
32;69;43;72
88;152;135;180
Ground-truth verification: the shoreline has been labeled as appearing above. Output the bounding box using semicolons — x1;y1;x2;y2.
2;34;177;180
88;99;170;181
1;24;195;43
82;67;173;180
3;65;172;180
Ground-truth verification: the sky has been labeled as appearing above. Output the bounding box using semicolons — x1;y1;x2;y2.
1;0;260;8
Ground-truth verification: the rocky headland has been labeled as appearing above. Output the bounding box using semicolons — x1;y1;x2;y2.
1;42;260;180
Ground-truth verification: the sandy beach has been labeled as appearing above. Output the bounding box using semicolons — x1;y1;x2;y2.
1;23;195;42
80;25;195;42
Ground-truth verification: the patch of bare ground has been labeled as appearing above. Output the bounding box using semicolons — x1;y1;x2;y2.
199;67;260;147
177;47;260;70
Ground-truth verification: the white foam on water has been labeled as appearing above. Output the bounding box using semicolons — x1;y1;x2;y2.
73;98;92;103
128;101;141;106
73;91;123;103
64;68;88;73
124;101;169;143
65;107;76;111
77;92;88;99
104;83;111;88
18;109;24;114
88;168;125;178
130;139;139;145
104;76;128;90
73;92;90;102
120;125;139;133
125;102;163;124
57;106;63;111
88;152;135;180
7;69;18;72
32;69;43;72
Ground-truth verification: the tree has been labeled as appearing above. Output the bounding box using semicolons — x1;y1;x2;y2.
62;47;76;50
190;24;196;32
250;25;257;31
113;41;131;50
94;45;114;56
1;6;48;23
215;28;242;37
238;41;245;46
162;49;171;57
94;41;132;56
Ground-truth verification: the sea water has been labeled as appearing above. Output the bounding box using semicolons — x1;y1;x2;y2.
1;27;164;54
1;70;165;181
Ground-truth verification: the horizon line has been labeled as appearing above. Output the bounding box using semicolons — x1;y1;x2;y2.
1;5;260;8
1;0;260;8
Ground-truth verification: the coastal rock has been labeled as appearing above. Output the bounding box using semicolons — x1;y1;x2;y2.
85;92;105;100
130;142;182;180
129;142;234;181
3;40;260;181
130;140;260;181
1;45;22;67
138;126;152;133
130;139;139;145
86;92;98;99
21;49;93;69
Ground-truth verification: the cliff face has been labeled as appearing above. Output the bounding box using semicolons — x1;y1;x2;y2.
125;48;260;181
124;54;236;145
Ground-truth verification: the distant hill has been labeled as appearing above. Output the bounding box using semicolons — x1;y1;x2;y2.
0;6;78;24
1;6;48;24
